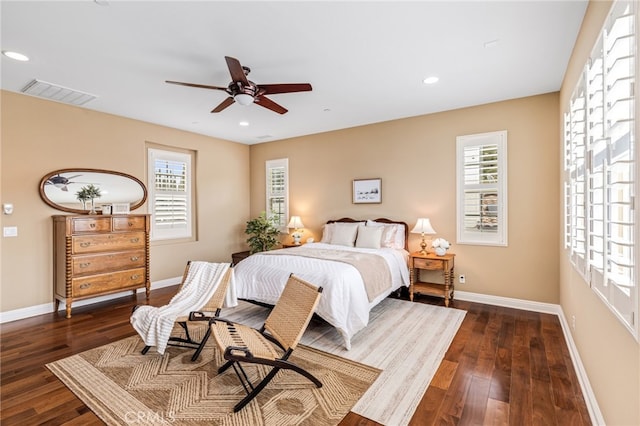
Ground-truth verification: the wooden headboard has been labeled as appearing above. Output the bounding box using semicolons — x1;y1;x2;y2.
326;217;410;251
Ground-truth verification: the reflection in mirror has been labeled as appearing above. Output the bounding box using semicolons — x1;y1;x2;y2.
39;169;147;214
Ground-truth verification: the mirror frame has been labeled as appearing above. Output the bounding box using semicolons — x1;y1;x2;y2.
39;168;147;214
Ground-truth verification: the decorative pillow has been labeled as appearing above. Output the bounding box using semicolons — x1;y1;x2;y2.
355;225;383;249
329;222;360;247
320;223;334;243
366;220;405;249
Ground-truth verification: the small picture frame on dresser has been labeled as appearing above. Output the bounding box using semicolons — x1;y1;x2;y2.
101;204;112;215
112;203;130;214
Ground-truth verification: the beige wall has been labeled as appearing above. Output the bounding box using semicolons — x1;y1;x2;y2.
559;2;640;425
0;90;250;312
250;92;560;304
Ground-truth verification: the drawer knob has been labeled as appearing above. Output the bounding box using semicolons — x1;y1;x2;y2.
130;274;140;280
130;238;140;243
130;256;139;261
128;222;134;227
89;223;96;228
79;262;91;268
80;242;91;248
79;283;92;289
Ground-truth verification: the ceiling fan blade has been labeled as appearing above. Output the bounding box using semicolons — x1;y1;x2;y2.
255;95;288;114
225;56;249;85
258;83;312;95
211;96;235;113
166;80;227;91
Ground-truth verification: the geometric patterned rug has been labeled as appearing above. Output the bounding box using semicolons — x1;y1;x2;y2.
47;330;379;426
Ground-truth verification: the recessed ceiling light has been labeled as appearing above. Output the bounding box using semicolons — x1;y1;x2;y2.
239;121;249;127
484;39;500;49
423;76;439;85
2;51;29;62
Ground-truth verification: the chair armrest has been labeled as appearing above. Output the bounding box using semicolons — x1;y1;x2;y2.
188;311;212;321
225;346;254;359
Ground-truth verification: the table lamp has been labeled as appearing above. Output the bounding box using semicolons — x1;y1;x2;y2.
287;216;305;245
411;218;436;255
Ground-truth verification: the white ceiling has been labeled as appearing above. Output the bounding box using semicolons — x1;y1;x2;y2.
1;1;588;145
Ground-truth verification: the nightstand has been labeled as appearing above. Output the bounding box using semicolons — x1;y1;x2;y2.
409;251;456;306
282;243;304;248
231;250;251;266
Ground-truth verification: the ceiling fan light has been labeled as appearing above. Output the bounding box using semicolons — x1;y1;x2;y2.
235;93;254;106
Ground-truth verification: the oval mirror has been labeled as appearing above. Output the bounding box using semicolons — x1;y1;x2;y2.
39;168;147;214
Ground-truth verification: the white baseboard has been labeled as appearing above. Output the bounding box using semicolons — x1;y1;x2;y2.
0;276;181;324
455;290;562;315
456;290;604;426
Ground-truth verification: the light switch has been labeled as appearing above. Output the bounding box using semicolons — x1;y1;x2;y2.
3;203;13;215
3;226;18;237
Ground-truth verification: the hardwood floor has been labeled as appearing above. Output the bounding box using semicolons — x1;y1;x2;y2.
0;287;591;425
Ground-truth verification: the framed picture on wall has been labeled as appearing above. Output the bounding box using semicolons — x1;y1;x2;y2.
353;178;382;204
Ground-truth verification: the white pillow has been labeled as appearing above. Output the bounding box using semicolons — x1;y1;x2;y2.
330;222;360;246
367;220;405;249
355;225;383;249
320;223;334;243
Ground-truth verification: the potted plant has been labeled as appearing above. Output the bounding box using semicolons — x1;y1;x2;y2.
245;212;280;254
75;187;90;210
78;184;101;214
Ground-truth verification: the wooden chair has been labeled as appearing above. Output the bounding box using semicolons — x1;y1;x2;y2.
210;274;323;412
140;261;233;361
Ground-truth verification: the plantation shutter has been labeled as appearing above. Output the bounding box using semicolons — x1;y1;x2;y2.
564;0;637;335
265;158;288;229
148;147;193;241
570;79;588;276
456;130;507;246
590;1;636;328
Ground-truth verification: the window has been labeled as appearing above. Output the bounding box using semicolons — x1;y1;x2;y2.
456;130;508;246
564;0;637;337
265;158;288;229
147;146;195;241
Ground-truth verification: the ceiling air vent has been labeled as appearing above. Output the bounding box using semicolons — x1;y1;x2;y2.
21;79;97;106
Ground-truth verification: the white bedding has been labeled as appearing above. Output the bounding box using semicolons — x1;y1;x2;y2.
233;242;410;349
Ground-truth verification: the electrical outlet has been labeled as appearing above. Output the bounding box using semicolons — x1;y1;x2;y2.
571;315;576;330
459;274;466;284
3;226;17;237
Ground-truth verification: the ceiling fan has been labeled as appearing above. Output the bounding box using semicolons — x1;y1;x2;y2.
166;56;312;115
45;174;83;192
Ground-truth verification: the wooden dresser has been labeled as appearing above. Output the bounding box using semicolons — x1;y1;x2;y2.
53;214;151;318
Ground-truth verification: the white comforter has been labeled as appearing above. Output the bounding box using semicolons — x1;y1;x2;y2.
233;243;410;349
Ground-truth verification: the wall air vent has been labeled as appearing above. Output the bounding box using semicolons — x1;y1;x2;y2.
21;79;97;106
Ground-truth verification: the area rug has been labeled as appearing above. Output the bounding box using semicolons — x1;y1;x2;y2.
222;297;467;426
47;335;380;426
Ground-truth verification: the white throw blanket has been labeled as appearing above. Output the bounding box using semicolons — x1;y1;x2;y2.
130;262;237;354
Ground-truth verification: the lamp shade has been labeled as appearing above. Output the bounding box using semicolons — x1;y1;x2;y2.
287;216;305;229
411;218;436;234
234;93;254;106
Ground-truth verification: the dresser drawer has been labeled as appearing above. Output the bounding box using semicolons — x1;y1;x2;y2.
72;231;146;254
413;257;444;270
72;250;146;275
72;268;146;297
113;216;147;231
72;217;112;233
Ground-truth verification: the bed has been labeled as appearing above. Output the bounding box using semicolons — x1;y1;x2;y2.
232;218;411;349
